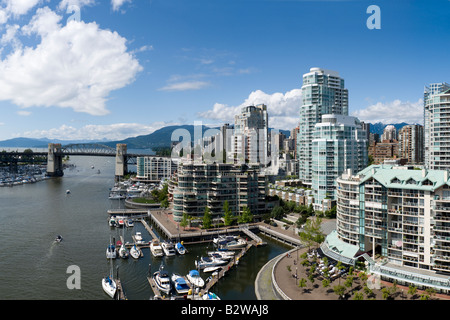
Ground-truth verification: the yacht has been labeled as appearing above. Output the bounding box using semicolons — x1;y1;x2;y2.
171;273;191;295
150;239;164;257
134;232;144;243
102;275;116;299
153;265;171;295
186;270;204;288
130;245;141;259
161;241;176;256
207;251;235;260
195;256;227;270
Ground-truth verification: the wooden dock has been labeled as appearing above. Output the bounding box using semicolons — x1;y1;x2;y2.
115;279;127;300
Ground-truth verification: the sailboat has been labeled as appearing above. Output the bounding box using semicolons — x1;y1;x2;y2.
130;244;141;259
102;259;116;299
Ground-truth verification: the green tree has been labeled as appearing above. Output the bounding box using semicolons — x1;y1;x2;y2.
298;215;325;250
202;207;212;229
180;212;190;230
237;206;253;224
333;285;346;299
271;206;285;220
223;200;233;226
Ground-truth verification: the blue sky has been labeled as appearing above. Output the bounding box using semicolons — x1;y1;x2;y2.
0;0;448;141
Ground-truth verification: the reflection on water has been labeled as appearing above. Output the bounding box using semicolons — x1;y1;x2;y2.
0;156;290;300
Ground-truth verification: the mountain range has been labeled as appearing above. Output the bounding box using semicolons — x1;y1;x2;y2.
0;122;410;149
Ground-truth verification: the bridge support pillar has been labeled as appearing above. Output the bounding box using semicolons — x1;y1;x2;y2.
47;143;64;177
115;144;128;181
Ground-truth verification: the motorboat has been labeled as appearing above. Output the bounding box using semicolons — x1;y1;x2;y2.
202;292;220;300
203;266;222;273
161;241;176;256
171;273;191;295
66;190;71;194
218;237;247;250
54;235;63;243
134;232;143;243
208;251;235;260
118;244;129;259
108;217;116;227
106;244;116;259
109;193;125;200
130;245;141;259
150;239;164;257
117;218;125;228
153;265;171;295
175;242;186;255
186;270;204;288
213;235;236;245
195;256;227;269
126;219;134;227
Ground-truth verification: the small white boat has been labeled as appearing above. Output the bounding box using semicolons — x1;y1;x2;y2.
221;237;247;250
195;256;227;269
203;266;222;273
118;244;129;259
134;232;143;243
150;239;164;257
153;265;171;295
186;270;204;288
106;244;116;259
102;258;116;299
66;190;71;194
109;193;125;200
171;273;191;295
102;276;116;299
208;251;234;260
202;292;220;300
109;217;116;227
161;241;176;256
130;245;141;259
54;235;63;243
125;219;134;227
117;218;125;228
175;242;186;254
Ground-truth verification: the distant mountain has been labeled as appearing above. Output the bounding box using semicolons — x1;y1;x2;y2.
368;122;412;135
0;125;294;150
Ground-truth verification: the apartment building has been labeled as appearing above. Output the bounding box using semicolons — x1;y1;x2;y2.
136;156;177;182
169;162;267;222
322;164;450;292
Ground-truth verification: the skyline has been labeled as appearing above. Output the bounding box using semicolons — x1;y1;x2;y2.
0;0;449;142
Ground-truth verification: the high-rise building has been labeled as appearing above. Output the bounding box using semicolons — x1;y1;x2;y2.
398;124;424;164
311;114;368;204
298;68;348;186
424;82;450;170
232;104;269;165
136;156;177;181
381;125;397;142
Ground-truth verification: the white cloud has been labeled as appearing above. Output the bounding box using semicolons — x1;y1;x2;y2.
0;6;143;116
19;121;180;141
3;0;40;16
111;0;131;12
58;0;96;11
17;110;31;116
199;89;302;130
158;81;210;92
351;99;424;124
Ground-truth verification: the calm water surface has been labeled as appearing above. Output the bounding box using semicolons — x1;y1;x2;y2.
0;156;290;300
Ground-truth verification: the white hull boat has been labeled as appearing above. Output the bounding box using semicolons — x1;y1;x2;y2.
150;239;164;257
171;273;191;295
119;244;129;259
130;245;141;259
175;242;186;254
102;276;116;299
161;241;176;256
186;270;204;288
106;244;116;259
153;266;171;295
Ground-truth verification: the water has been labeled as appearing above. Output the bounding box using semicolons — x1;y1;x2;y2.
0;156;290;300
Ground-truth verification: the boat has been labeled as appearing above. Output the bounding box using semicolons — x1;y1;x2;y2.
109;193;125;200
161;241;176;256
175;242;186;255
117;217;125;228
66;190;71;194
118;243;129;259
203;266;222;273
109;216;116;227
126;219;134;227
208;251;235;260
171;273;191;295
130;245;141;259
150;239;164;257
216;237;247;250
54;235;63;243
106;238;117;259
134;232;143;243
195;256;227;269
202;292;220;300
153;265;171;295
186;270;204;288
102;259;117;300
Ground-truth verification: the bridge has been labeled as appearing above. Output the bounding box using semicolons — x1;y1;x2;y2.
0;143;152;180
